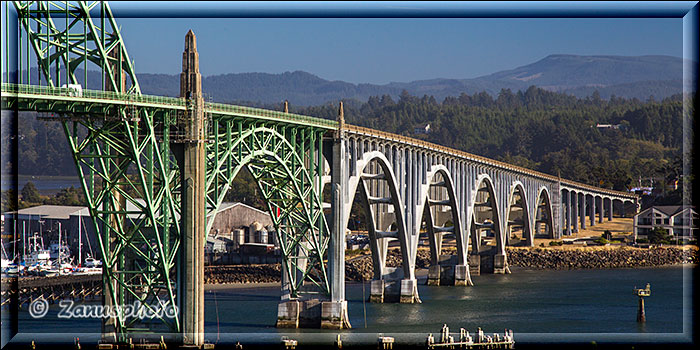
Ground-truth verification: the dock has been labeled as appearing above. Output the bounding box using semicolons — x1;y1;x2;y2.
427;324;514;349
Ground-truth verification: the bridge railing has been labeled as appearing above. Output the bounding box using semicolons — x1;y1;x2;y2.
2;83;338;129
206;101;338;129
1;83;186;107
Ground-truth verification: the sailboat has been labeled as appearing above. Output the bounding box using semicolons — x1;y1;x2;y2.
75;215;101;275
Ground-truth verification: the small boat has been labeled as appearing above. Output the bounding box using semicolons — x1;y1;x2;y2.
39;268;59;277
3;263;23;276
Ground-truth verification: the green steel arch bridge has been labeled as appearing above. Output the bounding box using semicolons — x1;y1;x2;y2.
1;1;639;347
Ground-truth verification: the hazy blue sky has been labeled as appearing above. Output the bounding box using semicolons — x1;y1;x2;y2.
118;16;682;84
3;2;687;85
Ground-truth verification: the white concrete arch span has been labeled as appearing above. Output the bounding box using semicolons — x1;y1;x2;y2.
417;165;472;286
506;181;533;247
534;186;555;239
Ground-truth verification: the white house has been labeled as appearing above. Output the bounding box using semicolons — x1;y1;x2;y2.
413;123;431;134
633;205;697;242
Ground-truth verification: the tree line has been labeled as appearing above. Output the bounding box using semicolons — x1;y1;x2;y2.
297;87;688;193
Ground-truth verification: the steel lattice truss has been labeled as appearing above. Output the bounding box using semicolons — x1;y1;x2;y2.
7;1;181;338
206;119;330;296
10;1;139;93
4;0;333;339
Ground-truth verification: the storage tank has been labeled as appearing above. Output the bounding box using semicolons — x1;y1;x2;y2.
232;229;245;248
249;221;264;243
260;228;268;244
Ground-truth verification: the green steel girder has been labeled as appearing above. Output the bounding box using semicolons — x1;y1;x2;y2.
10;1;140;94
61;110;182;336
205;118;330;297
6;1;181;340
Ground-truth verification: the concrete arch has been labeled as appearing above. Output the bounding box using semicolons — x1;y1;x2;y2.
470;173;503;256
506;181;533;247
344;151;413;281
534;186;555;238
416;165;467;267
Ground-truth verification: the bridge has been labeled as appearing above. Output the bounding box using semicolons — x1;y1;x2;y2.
1;1;639;347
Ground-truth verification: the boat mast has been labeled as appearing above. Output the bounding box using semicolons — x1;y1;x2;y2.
78;211;82;266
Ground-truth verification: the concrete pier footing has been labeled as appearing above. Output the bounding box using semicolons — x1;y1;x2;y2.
276;300;300;328
426;264;473;286
400;279;420;303
277;299;341;328
468;254;481;276
370;280;385;303
454;264;473;286
493;254;508;274
427;265;441;286
321;300;351;329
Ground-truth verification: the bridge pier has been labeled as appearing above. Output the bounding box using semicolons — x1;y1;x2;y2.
427;265;442;286
276;298;346;329
580;194;587;230
468;253;481;276
493;253;508;274
400;278;420;303
318;103;351;328
370;280;385;303
454;264;473;286
427;256;473;286
321;300;350;328
177;30;206;346
572;193;579;233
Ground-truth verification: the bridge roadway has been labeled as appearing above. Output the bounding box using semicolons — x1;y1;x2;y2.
2;5;638;344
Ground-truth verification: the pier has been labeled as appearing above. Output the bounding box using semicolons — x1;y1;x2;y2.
1;274;102;307
427;325;514;349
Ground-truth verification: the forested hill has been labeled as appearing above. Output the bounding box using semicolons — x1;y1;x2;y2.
136;54;683;105
294;87;686;192
4;87;686;196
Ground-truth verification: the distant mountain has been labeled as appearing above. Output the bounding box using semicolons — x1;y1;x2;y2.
135;54;684;105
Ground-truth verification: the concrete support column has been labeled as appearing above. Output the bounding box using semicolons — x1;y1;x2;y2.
572;193;579;233
589;196;596;227
321;102;351;329
565;191;572;236
607;199;613;221
427;264;441;286
598;197;604;223
468;251;481;276
580;195;586;230
178;30;206;346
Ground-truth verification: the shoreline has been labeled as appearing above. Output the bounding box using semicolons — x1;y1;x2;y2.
203;246;696;287
203;263;690;290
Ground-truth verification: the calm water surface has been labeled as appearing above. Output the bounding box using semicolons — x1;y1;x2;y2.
3;265;692;346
